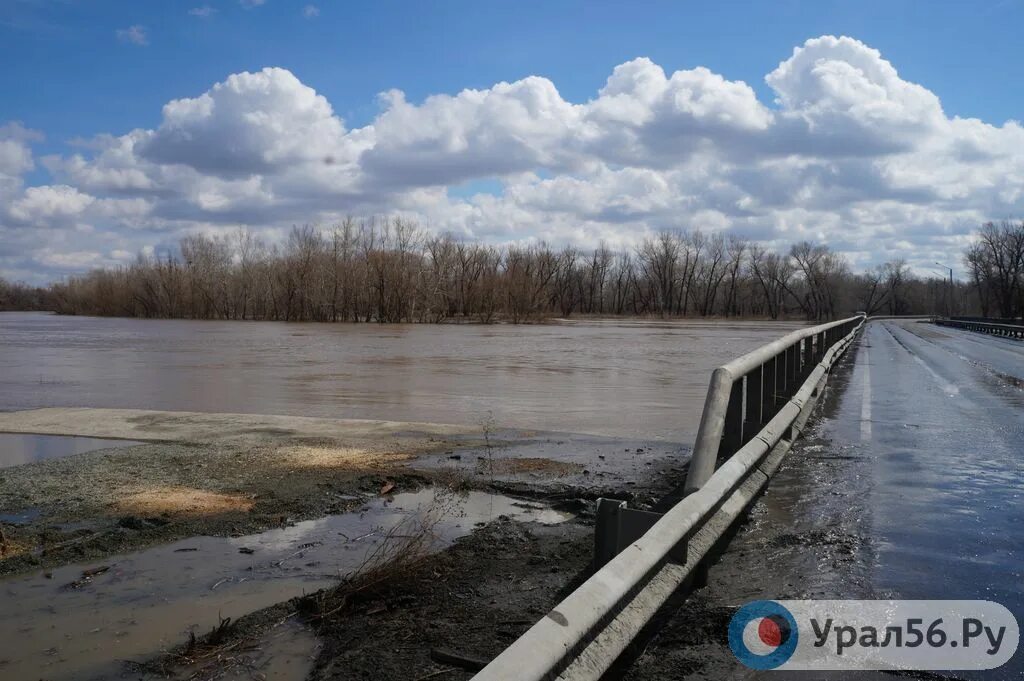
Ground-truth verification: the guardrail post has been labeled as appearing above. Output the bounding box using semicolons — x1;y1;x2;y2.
786;343;799;398
719;380;744;459
593;498;624;569
682;367;734;496
777;349;787;402
594;499;686;569
762;356;777;422
744;365;762;431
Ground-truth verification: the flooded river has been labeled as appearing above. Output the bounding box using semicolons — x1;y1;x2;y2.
0;312;806;441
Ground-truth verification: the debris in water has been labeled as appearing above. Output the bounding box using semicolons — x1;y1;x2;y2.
380;480;396;496
64;565;111;589
238;547;255;554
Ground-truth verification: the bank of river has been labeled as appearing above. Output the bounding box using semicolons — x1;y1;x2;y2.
0;407;684;680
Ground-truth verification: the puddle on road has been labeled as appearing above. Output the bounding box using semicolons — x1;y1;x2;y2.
0;432;143;468
0;488;570;681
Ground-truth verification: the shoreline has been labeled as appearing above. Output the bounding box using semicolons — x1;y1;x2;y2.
1;308;811;325
0;407;687;680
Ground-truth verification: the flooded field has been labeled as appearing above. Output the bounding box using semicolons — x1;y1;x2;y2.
0;312;807;441
0;488;569;681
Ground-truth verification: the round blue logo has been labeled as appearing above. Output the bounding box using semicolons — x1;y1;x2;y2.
728;600;799;670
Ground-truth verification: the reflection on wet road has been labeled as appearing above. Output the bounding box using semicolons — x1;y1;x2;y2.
864;321;1024;633
0;311;807;441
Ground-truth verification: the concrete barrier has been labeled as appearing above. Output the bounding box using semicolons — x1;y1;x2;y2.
472;314;866;681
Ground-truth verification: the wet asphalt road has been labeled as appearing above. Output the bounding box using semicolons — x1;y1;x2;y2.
862;321;1023;628
626;320;1023;680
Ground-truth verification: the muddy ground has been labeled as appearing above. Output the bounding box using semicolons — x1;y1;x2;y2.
139;518;599;681
0;409;474;575
0;408;680;577
0;406;687;681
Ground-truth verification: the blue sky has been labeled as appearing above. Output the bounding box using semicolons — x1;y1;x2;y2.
2;1;1024;282
5;1;1022;145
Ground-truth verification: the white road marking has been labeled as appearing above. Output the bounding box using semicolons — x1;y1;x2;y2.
886;323;960;397
860;341;872;442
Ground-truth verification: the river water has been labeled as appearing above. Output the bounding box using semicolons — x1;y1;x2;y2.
0;311;807;441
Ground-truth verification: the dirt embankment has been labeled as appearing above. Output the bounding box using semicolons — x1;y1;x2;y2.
0;408;484;574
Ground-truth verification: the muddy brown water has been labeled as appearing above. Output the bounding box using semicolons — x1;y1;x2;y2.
0;488;570;681
0;311;807;441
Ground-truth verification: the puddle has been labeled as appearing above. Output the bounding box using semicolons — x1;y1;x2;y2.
144;617;321;681
0;433;143;468
0;488;571;681
0;507;42;525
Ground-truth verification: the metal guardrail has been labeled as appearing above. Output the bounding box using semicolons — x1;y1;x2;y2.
473;314;866;681
936;318;1024;339
951;316;1024;324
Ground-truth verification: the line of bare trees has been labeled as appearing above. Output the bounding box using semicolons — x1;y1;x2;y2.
963;221;1024;319
2;217;1000;323
0;277;51;311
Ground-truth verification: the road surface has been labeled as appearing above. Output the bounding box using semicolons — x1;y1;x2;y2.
626;319;1023;679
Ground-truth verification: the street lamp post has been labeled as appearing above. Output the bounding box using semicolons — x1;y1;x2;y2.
935;262;954;318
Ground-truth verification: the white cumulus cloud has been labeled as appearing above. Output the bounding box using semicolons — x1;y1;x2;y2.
4;35;1024;284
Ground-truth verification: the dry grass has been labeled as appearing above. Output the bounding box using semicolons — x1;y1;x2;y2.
276;444;412;470
0;524;20;559
115;487;255;517
303;488;459;624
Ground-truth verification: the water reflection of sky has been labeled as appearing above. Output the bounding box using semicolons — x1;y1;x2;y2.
0;433;142;468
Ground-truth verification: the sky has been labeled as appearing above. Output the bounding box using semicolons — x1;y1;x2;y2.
2;0;1024;284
